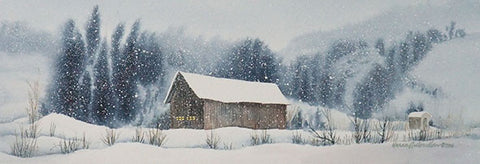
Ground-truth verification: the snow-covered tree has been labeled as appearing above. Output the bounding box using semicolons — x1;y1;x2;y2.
48;20;86;118
92;40;114;125
137;32;164;86
290;55;314;102
375;38;385;56
85;5;101;65
77;71;91;122
134;32;165;125
110;23;125;121
116;20;141;123
217;38;279;83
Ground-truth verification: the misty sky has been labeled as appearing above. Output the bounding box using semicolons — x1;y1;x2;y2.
0;0;434;51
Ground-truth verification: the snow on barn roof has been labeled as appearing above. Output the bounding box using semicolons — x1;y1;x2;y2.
408;111;432;118
164;72;289;105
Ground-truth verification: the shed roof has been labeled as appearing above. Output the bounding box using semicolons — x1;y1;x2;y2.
408;111;432;118
164;72;290;105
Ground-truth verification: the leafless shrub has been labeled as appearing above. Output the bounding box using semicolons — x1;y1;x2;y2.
409;129;427;141
341;134;354;145
408;129;445;141
310;137;322;146
80;133;90;149
10;128;38;158
351;117;362;143
206;130;221;149
309;108;339;146
260;130;273;144
148;128;167;147
250;133;260;146
19;123;39;139
350;116;372;143
26;81;41;124
376;117;395;143
49;122;56;137
251;130;272;146
132;128;146;143
57;133;89;154
102;129;119;146
10;81;41;158
292;131;306;144
58;138;80;154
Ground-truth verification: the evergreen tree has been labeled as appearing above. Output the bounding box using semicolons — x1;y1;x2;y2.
48;20;86;118
352;64;388;119
116;20;141;123
406;103;424;114
398;41;409;73
447;21;456;40
375;38;385;56
136;32;164;86
135;32;164;124
217;38;278;83
92;40;113;126
77;72;91;122
411;32;431;66
81;6;102;122
385;47;399;98
426;29;444;43
85;5;101;65
291;55;314;102
110;23;125;121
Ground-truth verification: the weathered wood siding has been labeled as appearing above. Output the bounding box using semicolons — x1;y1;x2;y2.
170;74;204;129
203;99;286;129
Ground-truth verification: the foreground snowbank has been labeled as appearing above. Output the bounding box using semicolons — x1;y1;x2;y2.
1;138;479;164
1;113;478;163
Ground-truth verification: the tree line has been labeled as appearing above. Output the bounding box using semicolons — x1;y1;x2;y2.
41;6;465;127
43;6;164;127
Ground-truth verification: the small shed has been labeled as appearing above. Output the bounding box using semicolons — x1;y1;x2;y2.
164;72;289;129
408;112;432;130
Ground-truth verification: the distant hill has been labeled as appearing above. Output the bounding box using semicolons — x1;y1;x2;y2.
281;0;480;61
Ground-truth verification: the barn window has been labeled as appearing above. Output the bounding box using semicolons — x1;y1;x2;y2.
187;116;197;121
175;116;185;121
175;116;197;121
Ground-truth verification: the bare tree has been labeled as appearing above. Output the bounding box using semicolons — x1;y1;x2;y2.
347;105;371;143
309;108;338;145
376;117;395;143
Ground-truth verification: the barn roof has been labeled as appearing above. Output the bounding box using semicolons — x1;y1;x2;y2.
164;72;289;105
408;111;432;118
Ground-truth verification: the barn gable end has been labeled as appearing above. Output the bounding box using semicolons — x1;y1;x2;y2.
168;73;204;129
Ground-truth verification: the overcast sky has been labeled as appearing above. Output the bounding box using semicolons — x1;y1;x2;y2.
0;0;432;51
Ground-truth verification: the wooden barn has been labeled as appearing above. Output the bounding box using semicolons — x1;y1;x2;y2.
164;72;289;129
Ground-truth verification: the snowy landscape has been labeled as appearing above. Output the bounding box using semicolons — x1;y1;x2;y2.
1;0;480;163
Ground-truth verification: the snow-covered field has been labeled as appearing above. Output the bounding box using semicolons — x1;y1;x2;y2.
0;113;479;164
1;138;479;164
1;0;480;163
